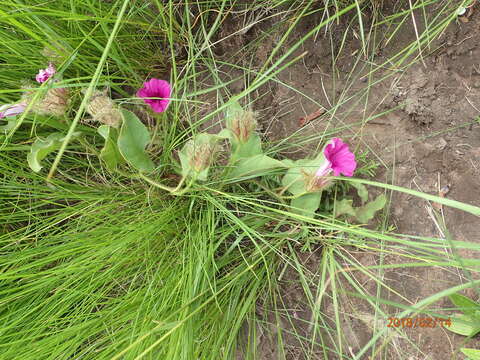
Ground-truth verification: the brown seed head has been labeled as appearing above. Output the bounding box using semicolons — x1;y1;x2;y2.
187;142;218;173
228;110;257;143
86;91;122;128
35;87;70;117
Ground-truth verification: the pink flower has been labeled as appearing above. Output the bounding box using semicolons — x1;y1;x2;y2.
36;63;56;83
316;138;356;177
0;103;26;119
137;78;171;113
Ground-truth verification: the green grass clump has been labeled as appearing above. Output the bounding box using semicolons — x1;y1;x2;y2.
1;0;479;359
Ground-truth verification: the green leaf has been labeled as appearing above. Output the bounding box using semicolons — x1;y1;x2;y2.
282;170;307;196
98;125;124;171
229;154;286;180
117;109;155;173
216;128;232;140
233;133;262;159
178;149;191;178
448;315;480;337
27;132;81;173
351;182;369;204
281;159;315;196
282;159;295;167
280;155;329;196
461;348;480;360
224;99;244;126
334;199;357;218
355;194;387;223
290;192;322;218
0;117;18;133
449;293;480;317
334;194;386;223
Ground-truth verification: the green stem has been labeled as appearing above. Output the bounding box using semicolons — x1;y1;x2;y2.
136;172;192;196
252;180;287;205
171;178;193;196
171;175;186;192
137;173;177;193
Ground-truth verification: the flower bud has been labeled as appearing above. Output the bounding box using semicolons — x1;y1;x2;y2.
226;109;257;143
179;133;219;181
86;90;122;128
0;103;26;119
15;81;70;118
185;140;218;173
304;169;332;192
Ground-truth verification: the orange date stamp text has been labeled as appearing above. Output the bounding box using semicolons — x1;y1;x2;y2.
387;317;451;328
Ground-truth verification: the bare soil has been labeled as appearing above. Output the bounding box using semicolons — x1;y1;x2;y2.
212;1;480;359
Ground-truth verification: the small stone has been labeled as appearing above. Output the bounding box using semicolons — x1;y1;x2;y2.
436;138;448;150
394;206;404;218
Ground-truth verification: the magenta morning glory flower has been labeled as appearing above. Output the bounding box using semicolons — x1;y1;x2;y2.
36;63;56;83
0;103;27;119
137;78;171;113
316;138;356;177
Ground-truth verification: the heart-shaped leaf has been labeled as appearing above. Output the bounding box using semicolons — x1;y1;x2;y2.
290;192;322;218
117;109;155;173
97;125;124;171
27;132;81;173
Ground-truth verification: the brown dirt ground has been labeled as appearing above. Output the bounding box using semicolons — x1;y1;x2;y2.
211;1;480;359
